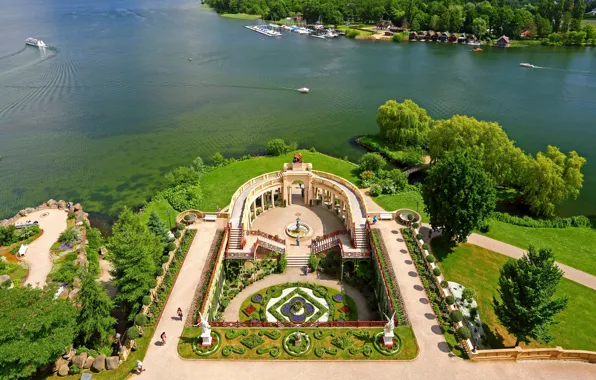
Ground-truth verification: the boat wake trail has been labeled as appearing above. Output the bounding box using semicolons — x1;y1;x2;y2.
0;47;27;61
534;66;596;77
157;82;297;92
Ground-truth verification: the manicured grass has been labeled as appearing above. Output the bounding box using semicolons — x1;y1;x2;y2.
431;237;596;352
200;152;359;212
140;197;179;226
480;219;596;276
373;191;428;220
220;13;262;20
178;326;418;360
41;327;155;380
238;284;358;322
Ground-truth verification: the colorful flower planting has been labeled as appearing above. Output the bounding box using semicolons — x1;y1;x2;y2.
333;294;343;302
252;294;263;303
192;330;222;356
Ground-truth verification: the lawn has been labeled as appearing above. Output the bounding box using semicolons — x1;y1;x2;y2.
178;326;418;360
480;219;596;277
199;152;359;212
41;327;155;380
373;191;428;220
220;13;262;20
431;237;596;352
140;197;179;226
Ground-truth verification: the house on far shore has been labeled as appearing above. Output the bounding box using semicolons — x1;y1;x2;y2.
448;33;458;42
439;32;450;42
376;19;393;30
466;34;478;44
457;33;467;43
409;31;419;41
431;31;439;41
495;35;510;47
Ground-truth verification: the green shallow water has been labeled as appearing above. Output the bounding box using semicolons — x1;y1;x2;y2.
0;0;595;222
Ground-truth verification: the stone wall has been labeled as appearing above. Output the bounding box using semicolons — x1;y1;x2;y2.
1;199;89;227
470;346;596;363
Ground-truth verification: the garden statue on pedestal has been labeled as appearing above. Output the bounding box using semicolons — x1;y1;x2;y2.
294;332;303;347
198;312;212;347
383;312;396;347
292;153;303;163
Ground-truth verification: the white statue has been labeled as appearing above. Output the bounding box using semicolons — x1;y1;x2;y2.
383;312;396;347
198;312;212;347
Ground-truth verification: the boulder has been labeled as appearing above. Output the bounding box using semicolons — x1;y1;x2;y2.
71;353;87;369
57;200;67;209
72;276;82;289
25;207;35;214
58;364;69;377
106;356;120;370
92;355;106;372
18;209;27;216
62;348;75;361
84;356;94;369
73;203;82;211
54;357;67;372
0;274;11;283
47;199;57;207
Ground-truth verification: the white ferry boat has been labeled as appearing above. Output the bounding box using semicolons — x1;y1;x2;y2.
25;37;47;48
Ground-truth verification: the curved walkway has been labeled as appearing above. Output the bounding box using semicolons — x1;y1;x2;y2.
140;221;596;380
420;223;596;291
313;173;367;224
223;267;373;321
230;173;281;228
15;209;67;288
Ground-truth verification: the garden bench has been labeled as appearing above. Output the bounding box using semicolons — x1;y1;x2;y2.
379;213;393;221
204;214;217;222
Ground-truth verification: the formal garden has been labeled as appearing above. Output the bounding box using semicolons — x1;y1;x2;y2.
178;327;418;360
238;283;358;323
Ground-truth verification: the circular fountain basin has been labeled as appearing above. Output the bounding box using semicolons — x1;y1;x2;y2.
285;223;313;238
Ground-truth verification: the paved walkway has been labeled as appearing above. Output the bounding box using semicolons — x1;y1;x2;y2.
420;224;596;291
223;267;373;321
15;209;67;288
139;220;595;379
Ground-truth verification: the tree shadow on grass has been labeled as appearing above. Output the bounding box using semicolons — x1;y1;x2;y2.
482;322;506;348
429;235;457;262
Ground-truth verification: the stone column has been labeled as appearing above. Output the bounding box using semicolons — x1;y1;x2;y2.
271;190;275;208
260;194;264;211
288;186;292;205
252;201;257;219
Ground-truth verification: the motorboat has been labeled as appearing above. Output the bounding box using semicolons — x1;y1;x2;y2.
297;87;309;93
519;63;535;68
25;37;46;48
245;25;282;37
468;41;481;46
311;34;326;39
472;48;482;52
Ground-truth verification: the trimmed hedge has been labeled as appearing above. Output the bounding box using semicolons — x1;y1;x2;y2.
193;230;225;321
491;212;591;229
457;326;472;340
449;310;463;323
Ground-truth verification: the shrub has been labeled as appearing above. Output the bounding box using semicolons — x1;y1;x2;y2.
127;326;140;340
359;153;386;173
58;228;80;244
308;254;319;272
142;296;151;306
470;307;479;320
479;221;490;232
155;267;164;277
433;267;441;276
462;288;476;303
167;242;176;252
449;310;463;323
174;231;181;238
491;212;592;229
69;365;81;374
415;233;423;240
134;313;148;326
446;295;455;305
426;254;436;263
346;29;360;39
277;254;287;273
309;146;317;153
412;222;419;229
369;184;382;197
266;138;290;156
161;255;169;264
184;214;191;221
440;280;449;288
457;326;472;340
422;243;429;250
176;223;185;230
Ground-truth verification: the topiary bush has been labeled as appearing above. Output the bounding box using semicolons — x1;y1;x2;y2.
277;254;287;273
440;280;449;288
161;255;169;264
142;296;151;306
412;222;419;229
155;267;164;277
167;242;176;252
416;233;423;240
446;295;455;305
449;310;463;323
457;326;472;340
174;231;181;238
134;313;148;326
426;254;436;263
433;267;441;276
176;223;185;231
127;326;140;340
422;243;429;250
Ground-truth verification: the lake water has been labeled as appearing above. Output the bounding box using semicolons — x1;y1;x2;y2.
1;0;595;223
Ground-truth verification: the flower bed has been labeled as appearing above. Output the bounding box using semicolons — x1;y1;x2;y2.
192;330;222;356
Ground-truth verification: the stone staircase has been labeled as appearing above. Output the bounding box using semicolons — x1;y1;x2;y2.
286;255;310;267
353;228;369;249
228;228;243;250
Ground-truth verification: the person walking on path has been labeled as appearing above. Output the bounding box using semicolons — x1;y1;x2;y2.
160;332;167;345
136;360;145;374
177;307;183;321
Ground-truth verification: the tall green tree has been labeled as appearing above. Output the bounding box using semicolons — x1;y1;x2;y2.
77;275;116;348
429;115;528;187
147;211;170;242
109;207;161;316
376;99;431;149
522;146;586;217
422;152;496;243
0;287;77;379
493;246;568;346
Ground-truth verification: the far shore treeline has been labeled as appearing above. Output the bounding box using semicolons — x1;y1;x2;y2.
204;0;596;44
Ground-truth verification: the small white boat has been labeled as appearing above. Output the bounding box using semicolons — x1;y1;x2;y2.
311;34;326;39
297;87;309;93
25;37;46;48
520;63;535;68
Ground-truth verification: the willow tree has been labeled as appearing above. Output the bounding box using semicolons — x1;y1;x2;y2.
376;99;432;149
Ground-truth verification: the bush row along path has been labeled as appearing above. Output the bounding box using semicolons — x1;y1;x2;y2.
139;220;595;380
420;223;596;291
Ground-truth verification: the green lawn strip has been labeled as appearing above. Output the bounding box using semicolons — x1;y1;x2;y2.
140;198;178;225
431;238;596;352
178;327;418;360
479;219;596;277
200;152;359;212
373;192;428;220
238;284;358;322
42;327;155;380
220;13;262;20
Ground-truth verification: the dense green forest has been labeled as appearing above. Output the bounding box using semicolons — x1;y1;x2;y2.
204;0;595;41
